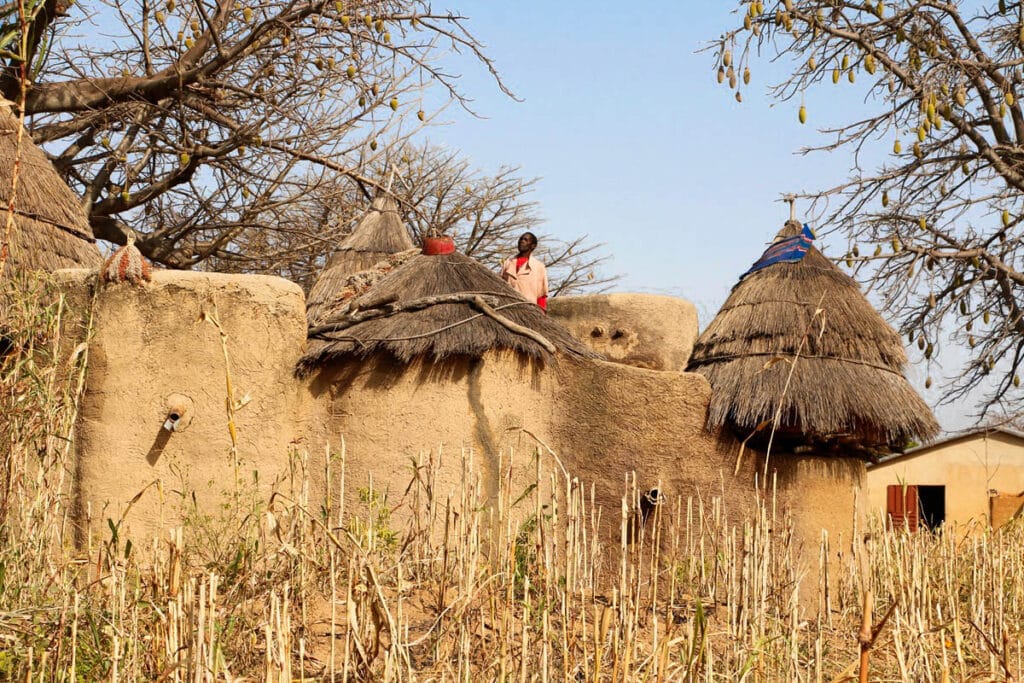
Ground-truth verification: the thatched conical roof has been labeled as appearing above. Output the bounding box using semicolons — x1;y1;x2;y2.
0;105;101;276
298;250;595;373
687;220;939;454
306;194;414;325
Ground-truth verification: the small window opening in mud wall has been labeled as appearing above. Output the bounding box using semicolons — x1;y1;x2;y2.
887;484;945;531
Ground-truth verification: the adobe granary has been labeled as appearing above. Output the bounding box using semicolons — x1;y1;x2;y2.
687;219;939;456
0;104;101;278
299;243;603;524
305;194;416;327
58;223;867;583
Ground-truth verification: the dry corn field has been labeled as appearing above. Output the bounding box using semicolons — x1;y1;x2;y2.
1;276;1022;682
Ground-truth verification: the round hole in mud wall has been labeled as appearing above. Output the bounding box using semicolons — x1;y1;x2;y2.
611;329;626;340
163;393;195;432
590;326;605;338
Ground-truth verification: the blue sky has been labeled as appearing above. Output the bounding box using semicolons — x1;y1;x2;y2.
426;2;976;429
427;2;862;318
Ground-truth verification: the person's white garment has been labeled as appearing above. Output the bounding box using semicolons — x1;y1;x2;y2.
500;255;548;307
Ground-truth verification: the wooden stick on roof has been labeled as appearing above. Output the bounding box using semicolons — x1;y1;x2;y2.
782;193;797;222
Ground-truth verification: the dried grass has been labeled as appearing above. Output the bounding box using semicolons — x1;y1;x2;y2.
300;251;595;370
0;105;101;277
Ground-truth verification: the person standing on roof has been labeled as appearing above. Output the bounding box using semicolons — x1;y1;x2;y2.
500;232;549;310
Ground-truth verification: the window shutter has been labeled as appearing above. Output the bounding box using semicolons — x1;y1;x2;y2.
887;484;919;532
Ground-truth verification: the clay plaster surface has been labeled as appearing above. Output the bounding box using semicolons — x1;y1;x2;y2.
65;270;311;540
548;293;699;371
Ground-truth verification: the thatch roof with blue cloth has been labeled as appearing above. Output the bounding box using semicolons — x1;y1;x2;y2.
688;220;939;456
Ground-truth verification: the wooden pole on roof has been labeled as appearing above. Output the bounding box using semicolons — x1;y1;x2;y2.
782;193;797;221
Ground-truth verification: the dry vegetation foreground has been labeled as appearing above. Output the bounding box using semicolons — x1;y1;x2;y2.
1;276;1023;681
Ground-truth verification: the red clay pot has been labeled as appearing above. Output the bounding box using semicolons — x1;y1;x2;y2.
422;235;456;255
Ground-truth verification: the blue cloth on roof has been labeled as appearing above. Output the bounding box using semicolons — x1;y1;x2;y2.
739;224;816;280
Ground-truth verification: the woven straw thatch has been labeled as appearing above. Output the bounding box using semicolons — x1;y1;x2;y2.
306;195;414;325
688;220;939;454
0;105;100;276
298;251;595;372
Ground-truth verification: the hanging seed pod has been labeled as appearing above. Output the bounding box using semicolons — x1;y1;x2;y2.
808;56;817;69
853;244;860;257
908;330;915;343
960;300;968;315
799;105;807;123
743;67;751;84
984;310;991;324
891;236;901;252
865;54;876;74
832;68;840;84
1003;209;1011;226
928;293;936;308
925;377;932;389
893;139;902;154
1014;374;1021;387
882;190;889;207
723;49;732;67
925;343;933;359
969;334;976;347
966;320;973;331
917;336;926;350
873;244;882;257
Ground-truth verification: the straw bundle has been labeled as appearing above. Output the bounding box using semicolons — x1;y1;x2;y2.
688;220;939;453
299;251;594;372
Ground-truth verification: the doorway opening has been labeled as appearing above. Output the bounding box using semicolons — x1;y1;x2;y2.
917;485;945;530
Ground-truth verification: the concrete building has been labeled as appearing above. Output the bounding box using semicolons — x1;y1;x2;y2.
866;427;1024;530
